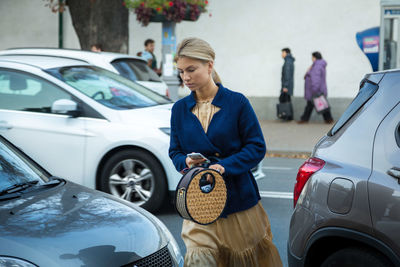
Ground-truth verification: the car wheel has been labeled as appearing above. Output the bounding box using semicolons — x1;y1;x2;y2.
321;247;392;267
99;149;167;212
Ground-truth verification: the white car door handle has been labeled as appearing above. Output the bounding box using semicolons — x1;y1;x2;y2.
0;121;13;130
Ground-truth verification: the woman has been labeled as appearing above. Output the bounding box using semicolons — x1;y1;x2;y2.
169;37;282;267
298;51;334;124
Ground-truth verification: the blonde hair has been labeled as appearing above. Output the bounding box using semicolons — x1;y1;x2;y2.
175;37;221;83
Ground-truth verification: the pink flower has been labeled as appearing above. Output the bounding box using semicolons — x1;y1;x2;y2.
169;1;173;7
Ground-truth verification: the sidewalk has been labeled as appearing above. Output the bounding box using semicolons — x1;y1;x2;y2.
259;120;333;158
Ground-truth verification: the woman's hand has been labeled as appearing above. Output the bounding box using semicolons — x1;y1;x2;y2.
186;155;206;168
209;164;225;175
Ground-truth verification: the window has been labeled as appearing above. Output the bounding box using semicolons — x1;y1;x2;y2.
0;69;72;113
396;122;400;148
111;59;161;82
47;66;171;110
329;80;379;136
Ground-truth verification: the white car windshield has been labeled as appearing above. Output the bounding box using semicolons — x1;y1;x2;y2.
46;66;171;110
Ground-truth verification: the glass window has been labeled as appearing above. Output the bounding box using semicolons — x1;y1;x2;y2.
0;69;72;113
0;137;48;191
396;123;400;148
46;66;171;110
329;80;379;136
111;58;161;82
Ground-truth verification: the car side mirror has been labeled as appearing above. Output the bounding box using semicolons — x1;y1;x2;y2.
51;99;80;117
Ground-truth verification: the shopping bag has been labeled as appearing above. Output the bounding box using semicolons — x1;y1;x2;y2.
312;93;330;114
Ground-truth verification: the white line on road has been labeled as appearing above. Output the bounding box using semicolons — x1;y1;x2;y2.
260;191;293;199
262;167;293;171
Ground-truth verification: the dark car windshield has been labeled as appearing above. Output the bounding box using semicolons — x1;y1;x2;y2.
329;80;379;136
0;137;48;192
111;58;162;82
46;66;171;110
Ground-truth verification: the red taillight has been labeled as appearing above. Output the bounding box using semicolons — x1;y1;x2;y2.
293;157;325;207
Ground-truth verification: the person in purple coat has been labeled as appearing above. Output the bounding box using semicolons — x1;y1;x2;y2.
298;52;334;123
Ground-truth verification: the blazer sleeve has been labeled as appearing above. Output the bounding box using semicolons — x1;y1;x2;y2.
168;105;187;172
218;96;267;176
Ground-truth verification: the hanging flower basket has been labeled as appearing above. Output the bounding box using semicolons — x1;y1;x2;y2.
124;0;208;26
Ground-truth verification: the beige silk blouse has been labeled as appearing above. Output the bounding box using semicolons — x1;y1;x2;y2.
191;100;220;133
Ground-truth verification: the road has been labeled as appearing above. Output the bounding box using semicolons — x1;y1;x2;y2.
154;157;305;267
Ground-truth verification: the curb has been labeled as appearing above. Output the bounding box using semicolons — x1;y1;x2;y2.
265;150;311;159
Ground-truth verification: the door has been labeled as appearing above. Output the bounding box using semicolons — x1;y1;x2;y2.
0;68;86;184
369;102;400;256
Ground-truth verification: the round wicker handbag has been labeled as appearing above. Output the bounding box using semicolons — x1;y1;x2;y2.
175;166;227;225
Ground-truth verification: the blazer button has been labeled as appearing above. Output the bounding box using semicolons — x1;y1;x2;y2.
215;153;220;157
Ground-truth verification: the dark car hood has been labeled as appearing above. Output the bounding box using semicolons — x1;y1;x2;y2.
0;181;165;267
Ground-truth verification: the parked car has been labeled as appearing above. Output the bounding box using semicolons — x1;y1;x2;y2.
0;55;265;212
0;134;183;267
0;48;170;97
288;71;400;266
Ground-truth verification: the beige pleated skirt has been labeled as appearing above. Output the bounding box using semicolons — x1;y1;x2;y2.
181;201;283;267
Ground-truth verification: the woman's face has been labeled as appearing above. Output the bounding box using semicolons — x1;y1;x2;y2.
177;56;213;91
312;56;316;62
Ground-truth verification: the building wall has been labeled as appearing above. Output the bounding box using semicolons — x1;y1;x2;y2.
0;0;381;119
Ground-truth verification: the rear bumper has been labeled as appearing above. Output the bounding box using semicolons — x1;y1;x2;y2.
287;242;304;267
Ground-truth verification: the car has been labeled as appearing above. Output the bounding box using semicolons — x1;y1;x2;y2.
288;71;400;266
0;55;177;212
0;55;266;212
0;47;170;97
0;134;183;267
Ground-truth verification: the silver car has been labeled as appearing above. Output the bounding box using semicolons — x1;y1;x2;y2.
288;71;400;266
0;134;183;267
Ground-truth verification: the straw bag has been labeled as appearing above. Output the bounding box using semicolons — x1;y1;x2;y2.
175;166;227;225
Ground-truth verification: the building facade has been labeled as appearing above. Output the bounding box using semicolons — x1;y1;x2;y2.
0;0;380;120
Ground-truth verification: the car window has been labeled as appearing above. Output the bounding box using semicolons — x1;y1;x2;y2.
0;69;72;113
111;59;162;82
0;137;47;191
396;122;400;148
329;80;379;136
46;66;171;110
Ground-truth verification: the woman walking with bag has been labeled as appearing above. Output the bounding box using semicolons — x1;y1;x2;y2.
298;51;334;124
169;37;282;267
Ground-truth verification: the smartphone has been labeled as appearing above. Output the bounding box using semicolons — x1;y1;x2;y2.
187;152;210;163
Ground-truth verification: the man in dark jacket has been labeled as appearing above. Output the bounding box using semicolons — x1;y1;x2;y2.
280;47;295;120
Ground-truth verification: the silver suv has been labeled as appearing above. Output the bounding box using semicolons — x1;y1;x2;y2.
288;70;400;267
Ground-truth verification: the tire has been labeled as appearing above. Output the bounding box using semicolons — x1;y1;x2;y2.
321;247;392;267
99;149;167;212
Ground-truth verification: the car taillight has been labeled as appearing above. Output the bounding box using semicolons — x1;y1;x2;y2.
294;157;325;207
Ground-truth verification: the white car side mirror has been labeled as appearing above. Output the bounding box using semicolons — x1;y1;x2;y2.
51;99;80;117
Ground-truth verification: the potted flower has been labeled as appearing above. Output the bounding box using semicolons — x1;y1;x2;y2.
124;0;208;26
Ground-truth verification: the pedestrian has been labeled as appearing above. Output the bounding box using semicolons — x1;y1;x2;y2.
280;47;295;121
141;39;162;75
298;51;334;124
169;37;282;267
90;44;102;52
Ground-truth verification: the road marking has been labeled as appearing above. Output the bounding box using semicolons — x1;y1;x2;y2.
260;191;293;199
262;167;293;171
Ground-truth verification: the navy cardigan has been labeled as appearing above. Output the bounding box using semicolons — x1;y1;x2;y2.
169;84;266;217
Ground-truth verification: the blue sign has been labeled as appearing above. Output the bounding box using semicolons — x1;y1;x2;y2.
385;9;400;15
356;27;380;71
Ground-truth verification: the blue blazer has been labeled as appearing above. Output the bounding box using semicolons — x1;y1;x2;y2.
169;83;266;216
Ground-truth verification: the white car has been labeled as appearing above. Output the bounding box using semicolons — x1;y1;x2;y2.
0;55;265;212
0;48;170;97
0;55;176;212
